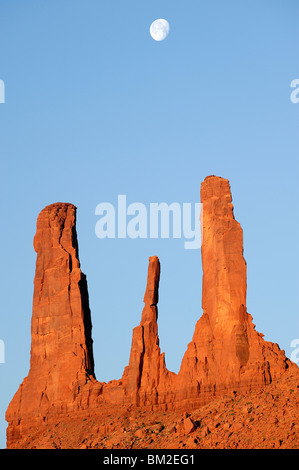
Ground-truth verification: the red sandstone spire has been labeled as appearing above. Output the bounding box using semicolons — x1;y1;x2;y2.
122;256;171;405
31;203;95;379
178;176;294;402
6;203;97;444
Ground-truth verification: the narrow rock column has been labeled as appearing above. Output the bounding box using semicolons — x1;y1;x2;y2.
178;175;294;403
122;256;167;405
6;203;97;445
199;176;250;372
30;203;95;383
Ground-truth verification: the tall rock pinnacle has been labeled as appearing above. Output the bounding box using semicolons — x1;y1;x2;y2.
31;203;95;381
122;256;173;406
178;176;294;404
6;203;98;444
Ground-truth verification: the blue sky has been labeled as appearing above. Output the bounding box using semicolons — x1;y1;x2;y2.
0;0;298;448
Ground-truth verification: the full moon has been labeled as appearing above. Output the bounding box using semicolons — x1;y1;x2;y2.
150;19;170;41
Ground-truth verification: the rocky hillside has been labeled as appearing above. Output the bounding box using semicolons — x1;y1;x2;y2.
9;370;298;449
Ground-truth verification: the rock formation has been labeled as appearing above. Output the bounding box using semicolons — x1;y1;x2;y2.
177;176;293;407
121;256;175;407
6;203;102;445
6;177;298;449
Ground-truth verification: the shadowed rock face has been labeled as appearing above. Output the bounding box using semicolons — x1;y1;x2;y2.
6;177;298;448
